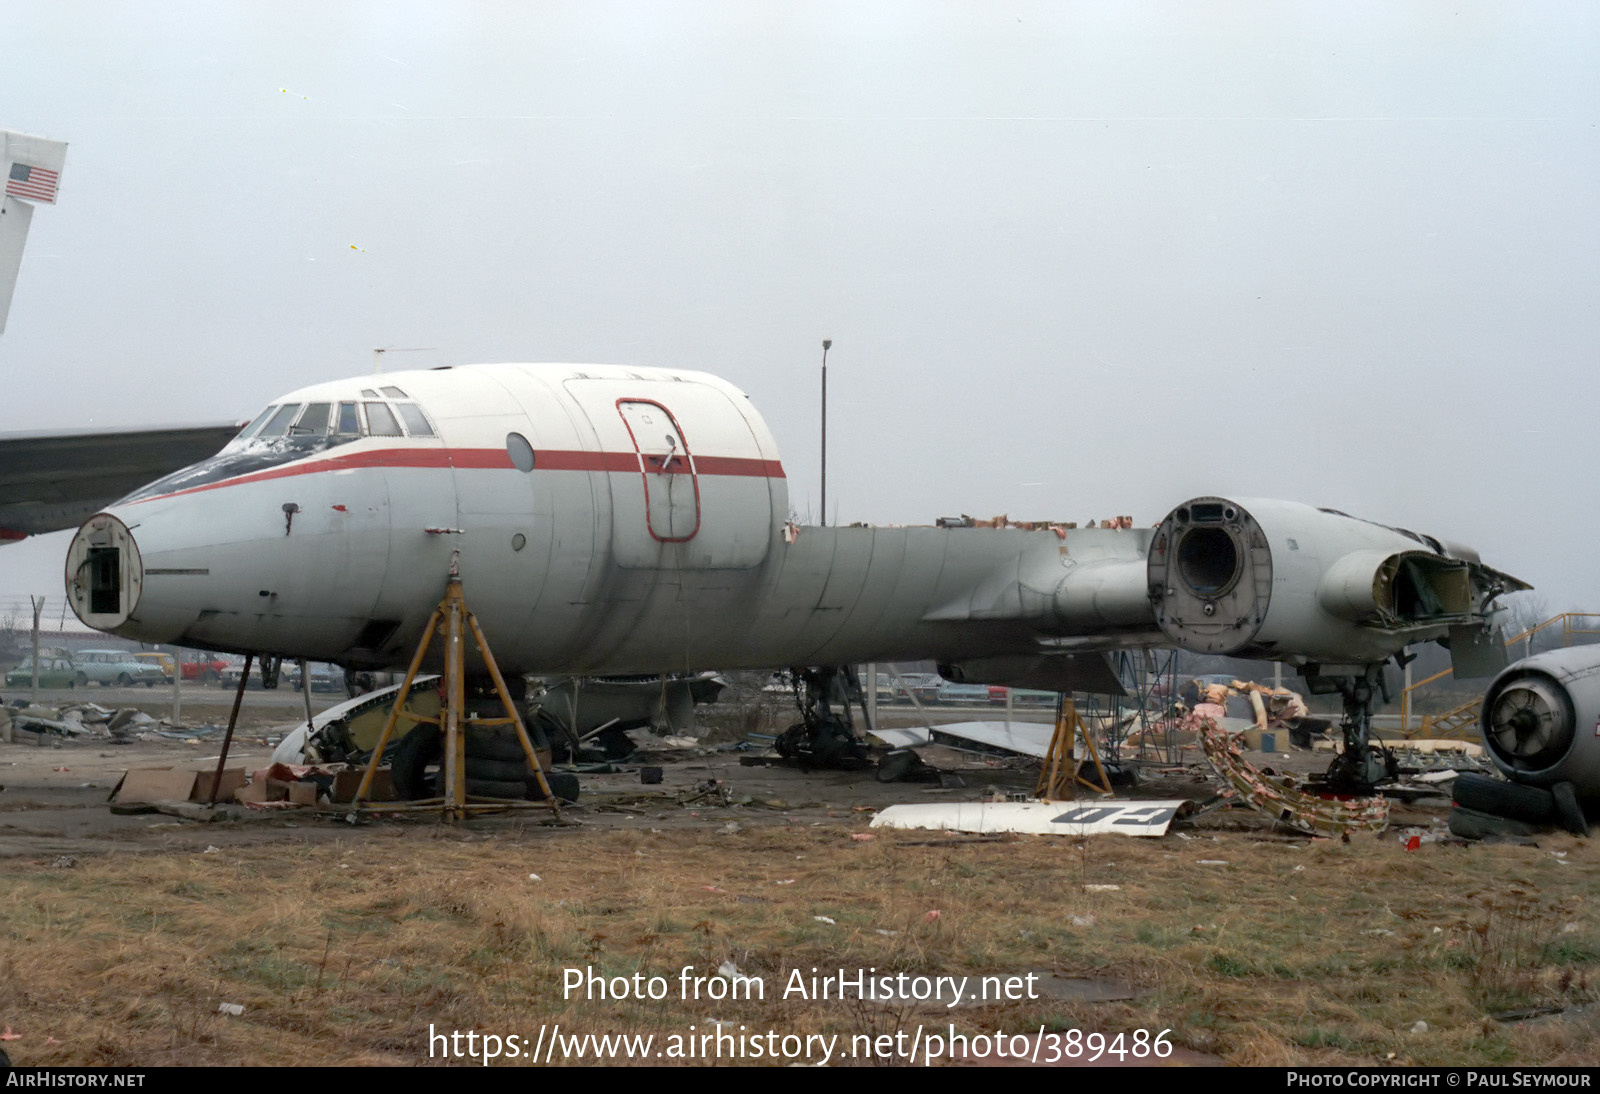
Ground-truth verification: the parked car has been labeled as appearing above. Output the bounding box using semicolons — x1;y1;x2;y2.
5;656;81;689
180;655;230;683
290;662;346;692
894;673;943;704
73;649;166;687
935;682;991;705
218;659;274;689
133;653;175;683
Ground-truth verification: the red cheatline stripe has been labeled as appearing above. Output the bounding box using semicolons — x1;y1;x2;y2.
133;446;785;504
0;528;28;541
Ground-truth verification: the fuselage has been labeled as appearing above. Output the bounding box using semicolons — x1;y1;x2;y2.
65;362;1524;683
65;363;1153;675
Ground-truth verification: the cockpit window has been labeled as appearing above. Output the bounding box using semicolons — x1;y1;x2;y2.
360;389;378;398
119;386;443;506
257;403;303;437
365;402;402;436
396;404;434;437
237;406;276;440
291;403;332;436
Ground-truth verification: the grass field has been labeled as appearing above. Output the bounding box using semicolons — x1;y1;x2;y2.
0;820;1595;1066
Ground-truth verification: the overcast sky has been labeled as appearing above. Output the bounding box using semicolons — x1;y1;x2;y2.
2;1;1596;621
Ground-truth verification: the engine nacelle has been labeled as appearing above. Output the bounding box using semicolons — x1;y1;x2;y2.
1479;647;1600;806
1147;496;1524;665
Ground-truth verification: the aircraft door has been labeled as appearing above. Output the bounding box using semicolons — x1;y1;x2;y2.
617;400;700;543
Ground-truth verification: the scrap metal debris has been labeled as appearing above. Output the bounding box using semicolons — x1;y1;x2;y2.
871;799;1190;838
1189;711;1388;837
2;699;213;744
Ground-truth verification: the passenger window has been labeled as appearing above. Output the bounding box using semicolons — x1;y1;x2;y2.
396;404;434;437
364;402;402;436
507;432;535;471
258;404;302;437
291;403;332;435
335;402;361;435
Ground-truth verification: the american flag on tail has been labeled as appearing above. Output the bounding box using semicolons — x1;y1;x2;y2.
6;161;60;204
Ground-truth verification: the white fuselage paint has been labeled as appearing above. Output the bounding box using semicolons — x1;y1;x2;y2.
71;363;1518;680
78;364;1149;675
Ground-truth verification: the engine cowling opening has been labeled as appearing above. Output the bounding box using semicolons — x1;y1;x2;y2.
1176;526;1241;597
1148;497;1272;655
1482;671;1576;774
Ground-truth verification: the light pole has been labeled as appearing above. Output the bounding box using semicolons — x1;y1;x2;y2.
820;339;831;526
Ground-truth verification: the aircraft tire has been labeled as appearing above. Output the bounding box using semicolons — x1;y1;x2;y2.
1451;773;1556;825
531;772;581;803
464;723;550;762
465;778;527;800
876;749;918;782
1551;782;1590;837
390;725;443;800
465;757;532;782
1447;806;1541;840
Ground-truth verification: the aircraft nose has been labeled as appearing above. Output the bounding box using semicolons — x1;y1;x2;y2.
65;512;144;631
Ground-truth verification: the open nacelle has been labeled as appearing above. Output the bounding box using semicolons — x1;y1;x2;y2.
1147;496;1524;667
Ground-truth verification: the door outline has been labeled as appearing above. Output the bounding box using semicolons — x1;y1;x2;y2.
615;398;701;542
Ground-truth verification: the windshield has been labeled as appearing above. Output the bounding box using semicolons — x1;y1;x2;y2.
120;388;442;504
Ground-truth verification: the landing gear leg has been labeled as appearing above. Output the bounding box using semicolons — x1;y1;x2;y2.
258;655;282;690
1302;663;1398;793
773;666;871;770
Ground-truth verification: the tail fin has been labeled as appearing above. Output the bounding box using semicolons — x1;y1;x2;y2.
0;129;67;334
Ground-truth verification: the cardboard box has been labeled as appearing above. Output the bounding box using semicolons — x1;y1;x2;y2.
234;778;271;804
288;781;318;806
111;767;199;804
332;768;397;803
193;768;245;803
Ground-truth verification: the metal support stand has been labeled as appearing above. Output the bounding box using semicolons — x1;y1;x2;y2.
351;562;562;822
207;653;254;805
1036;698;1113;800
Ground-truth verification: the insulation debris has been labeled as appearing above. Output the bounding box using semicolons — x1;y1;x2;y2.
1189;712;1388;837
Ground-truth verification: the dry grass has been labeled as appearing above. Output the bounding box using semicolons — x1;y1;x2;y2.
0;821;1595;1066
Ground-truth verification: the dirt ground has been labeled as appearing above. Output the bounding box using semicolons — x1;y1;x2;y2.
1;704;1596;1068
0;698;1450;857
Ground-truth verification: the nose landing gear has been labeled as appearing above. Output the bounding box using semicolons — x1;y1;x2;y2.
1302;662;1399;793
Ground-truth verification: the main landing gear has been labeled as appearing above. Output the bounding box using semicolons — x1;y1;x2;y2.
773;665;872;770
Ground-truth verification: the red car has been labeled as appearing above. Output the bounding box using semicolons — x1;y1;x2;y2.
181;655;230;683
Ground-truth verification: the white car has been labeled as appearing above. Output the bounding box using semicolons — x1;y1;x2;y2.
73;649;167;687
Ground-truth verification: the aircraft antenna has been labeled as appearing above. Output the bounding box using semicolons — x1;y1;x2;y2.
372;346;437;373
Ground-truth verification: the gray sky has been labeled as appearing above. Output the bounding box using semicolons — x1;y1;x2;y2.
3;1;1597;619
